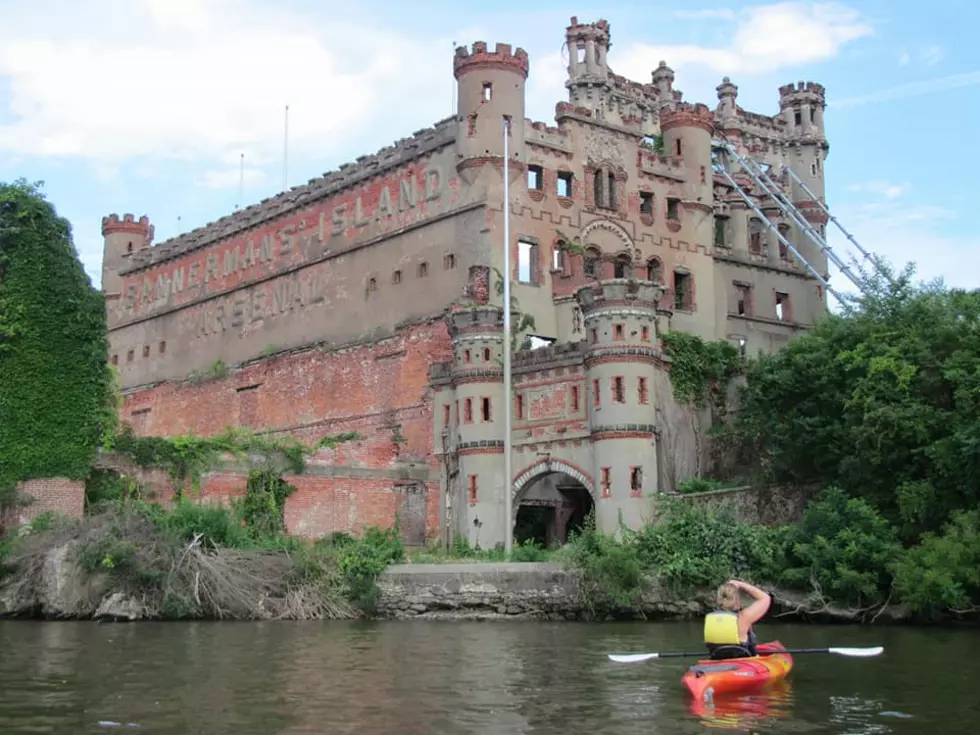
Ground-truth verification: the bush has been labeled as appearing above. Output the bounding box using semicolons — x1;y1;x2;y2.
563;514;649;615
777;487;903;608
892;509;980;617
630;499;782;592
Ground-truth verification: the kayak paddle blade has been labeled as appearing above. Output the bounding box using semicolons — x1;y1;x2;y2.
608;653;661;664
828;646;884;657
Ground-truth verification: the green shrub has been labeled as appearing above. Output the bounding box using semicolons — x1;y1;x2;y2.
777;486;902;607
892;509;980;617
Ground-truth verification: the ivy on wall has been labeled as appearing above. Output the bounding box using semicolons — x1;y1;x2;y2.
106;426;364;499
661;331;743;409
0;179;112;489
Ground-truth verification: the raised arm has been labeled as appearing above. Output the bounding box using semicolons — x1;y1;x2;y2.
730;579;771;636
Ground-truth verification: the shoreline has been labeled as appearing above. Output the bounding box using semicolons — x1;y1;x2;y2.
1;559;927;626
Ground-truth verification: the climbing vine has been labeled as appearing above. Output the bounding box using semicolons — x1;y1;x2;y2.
106;425;363;499
0;179;112;488
661;331;743;409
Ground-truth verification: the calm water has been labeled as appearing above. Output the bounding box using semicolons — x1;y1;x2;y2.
0;619;977;734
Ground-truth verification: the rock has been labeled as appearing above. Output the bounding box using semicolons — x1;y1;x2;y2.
94;592;146;622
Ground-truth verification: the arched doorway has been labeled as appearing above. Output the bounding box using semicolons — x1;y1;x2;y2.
513;471;595;548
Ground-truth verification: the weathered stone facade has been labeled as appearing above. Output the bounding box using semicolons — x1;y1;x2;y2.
99;17;831;547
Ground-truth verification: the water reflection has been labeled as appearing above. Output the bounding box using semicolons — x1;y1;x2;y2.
0;620;977;734
688;679;794;731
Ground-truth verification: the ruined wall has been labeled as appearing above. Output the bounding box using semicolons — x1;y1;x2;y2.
2;478;85;529
674;483;814;526
112;320;452;542
96;452;440;545
107;137;486;388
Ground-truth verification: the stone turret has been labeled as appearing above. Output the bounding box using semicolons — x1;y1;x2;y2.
101;213;154;317
778;80;830;278
454;41;529;185
575;279;665;532
446;305;507;546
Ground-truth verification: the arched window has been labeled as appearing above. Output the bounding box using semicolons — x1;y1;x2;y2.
583;247;601;277
614;255;631;279
646;257;663;283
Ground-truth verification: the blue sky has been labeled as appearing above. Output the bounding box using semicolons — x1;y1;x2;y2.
1;0;977;296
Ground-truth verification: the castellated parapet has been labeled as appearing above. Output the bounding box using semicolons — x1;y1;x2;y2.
453;42;529;80
101;214;154;245
659;103;715;134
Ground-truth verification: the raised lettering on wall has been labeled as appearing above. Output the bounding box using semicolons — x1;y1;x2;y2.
117;163;450;322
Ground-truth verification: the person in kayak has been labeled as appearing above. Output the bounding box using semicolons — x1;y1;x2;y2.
703;579;772;660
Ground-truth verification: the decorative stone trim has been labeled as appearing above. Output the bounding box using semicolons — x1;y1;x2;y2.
512;457;594;502
592;424;658;441
457;440;505;456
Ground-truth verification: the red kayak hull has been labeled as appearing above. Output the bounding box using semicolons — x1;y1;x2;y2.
681;641;794;702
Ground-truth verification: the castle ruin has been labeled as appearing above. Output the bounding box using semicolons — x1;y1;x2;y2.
100;17;833;549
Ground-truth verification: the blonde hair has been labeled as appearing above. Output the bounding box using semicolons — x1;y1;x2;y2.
717;583;740;611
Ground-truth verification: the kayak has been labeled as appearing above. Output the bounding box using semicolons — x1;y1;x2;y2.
681;641;793;702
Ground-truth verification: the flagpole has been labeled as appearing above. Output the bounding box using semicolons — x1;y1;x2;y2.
502;115;513;555
283;105;289;191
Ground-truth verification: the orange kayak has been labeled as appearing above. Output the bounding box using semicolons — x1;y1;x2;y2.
681;641;794;702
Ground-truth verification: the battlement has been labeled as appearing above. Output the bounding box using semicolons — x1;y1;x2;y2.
779;80;826;107
512;341;586;370
447;305;504;337
575;279;666;313
637;149;684;178
102;213;154;243
525;118;571;150
660;103;715;134
453;42;529;80
119;116;457;275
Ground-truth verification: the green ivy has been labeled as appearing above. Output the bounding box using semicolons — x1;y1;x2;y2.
661;331;743;408
0;179;112;488
108;425;363;498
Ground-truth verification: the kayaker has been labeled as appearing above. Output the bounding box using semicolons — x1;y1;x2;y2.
703;579;772;660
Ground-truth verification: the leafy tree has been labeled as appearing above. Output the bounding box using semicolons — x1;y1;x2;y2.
730;261;980;540
0;179;111;488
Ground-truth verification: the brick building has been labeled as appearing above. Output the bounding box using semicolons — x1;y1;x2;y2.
100;17;832;549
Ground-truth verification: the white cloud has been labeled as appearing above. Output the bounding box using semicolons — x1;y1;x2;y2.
0;0;452;172
921;45;945;66
825;185;978;297
845;180;910;200
898;49;911;66
831;69;980;108
614;2;873;76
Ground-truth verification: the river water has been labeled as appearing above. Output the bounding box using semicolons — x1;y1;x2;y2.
0;619;977;734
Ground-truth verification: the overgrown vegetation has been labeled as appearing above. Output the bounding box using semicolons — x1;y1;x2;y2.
0;179;112;489
0;497;408;620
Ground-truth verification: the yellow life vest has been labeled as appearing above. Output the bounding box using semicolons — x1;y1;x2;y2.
704;610;742;645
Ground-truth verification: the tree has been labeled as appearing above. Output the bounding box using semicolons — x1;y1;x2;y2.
0;179;112;489
729;260;980;542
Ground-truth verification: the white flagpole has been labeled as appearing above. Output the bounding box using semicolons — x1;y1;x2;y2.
283;105;289;191
502;115;513;554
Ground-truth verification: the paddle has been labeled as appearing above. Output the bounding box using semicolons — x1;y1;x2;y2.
608;646;884;664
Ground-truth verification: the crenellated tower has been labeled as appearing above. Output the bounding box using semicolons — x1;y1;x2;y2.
659;103;717;336
576;279;664;534
446;305;507;547
779;80;830;277
101;213;154;315
453;41;528;185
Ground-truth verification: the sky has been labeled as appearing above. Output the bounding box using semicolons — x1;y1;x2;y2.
1;0;977;300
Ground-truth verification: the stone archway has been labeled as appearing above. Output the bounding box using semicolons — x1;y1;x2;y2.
512;460;596;548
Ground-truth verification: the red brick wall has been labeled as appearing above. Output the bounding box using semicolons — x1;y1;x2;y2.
110;320;451;541
4;478;85;527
